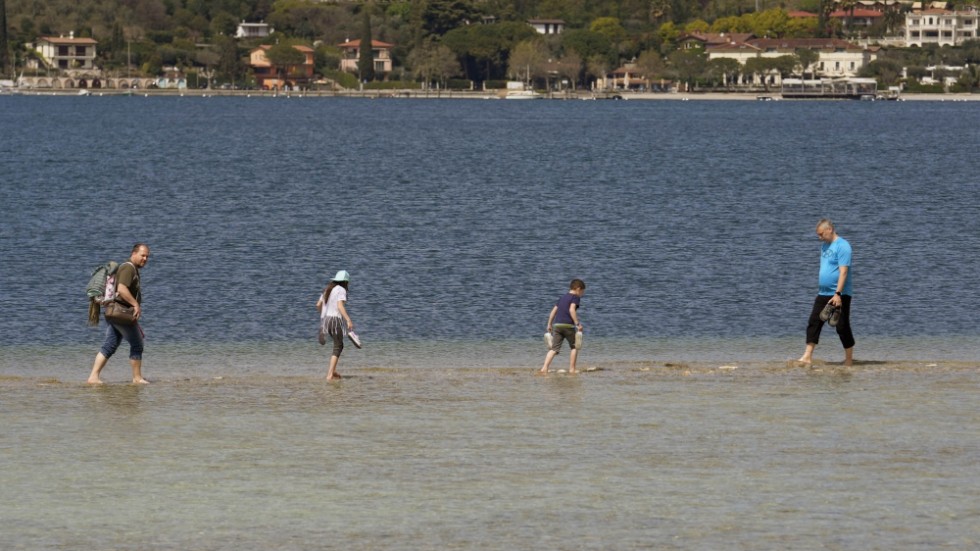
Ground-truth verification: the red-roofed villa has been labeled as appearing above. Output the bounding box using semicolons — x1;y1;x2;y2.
338;39;394;78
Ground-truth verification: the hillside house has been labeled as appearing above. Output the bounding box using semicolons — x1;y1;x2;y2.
35;33;97;70
249;45;315;90
338;39;394;78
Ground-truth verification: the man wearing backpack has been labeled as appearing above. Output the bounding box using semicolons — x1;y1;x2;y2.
87;243;151;384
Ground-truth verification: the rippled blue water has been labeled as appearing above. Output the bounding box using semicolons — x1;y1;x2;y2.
1;96;978;351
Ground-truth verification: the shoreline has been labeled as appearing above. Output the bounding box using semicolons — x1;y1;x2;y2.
4;88;979;101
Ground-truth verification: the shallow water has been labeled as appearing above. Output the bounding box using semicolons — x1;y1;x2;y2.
2;363;978;550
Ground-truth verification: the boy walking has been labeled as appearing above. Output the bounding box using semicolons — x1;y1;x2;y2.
539;279;586;374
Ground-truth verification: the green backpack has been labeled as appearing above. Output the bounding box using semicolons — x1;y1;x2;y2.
86;261;119;326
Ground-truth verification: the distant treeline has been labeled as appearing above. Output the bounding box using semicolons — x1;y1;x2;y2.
4;0;980;90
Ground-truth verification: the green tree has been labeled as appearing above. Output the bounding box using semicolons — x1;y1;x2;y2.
407;38;460;88
795;47;820;78
706;57;741;88
0;0;10;77
744;56;776;90
442;21;534;82
771;55;798;80
954;64;980;92
586;54;611;89
657;21;680;53
590;17;628;44
667;48;706;91
358;4;375;81
215;35;243;85
265;43;306;87
409;0;478;43
747;9;790;38
684;20;710;33
554;50;582;89
507;38;547;83
634;49;666;80
196;48;220;88
561;29;614;67
859;58;902;86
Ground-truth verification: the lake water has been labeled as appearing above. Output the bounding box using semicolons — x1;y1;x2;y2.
0;96;978;549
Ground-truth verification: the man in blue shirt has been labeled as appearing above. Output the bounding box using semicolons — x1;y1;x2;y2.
798;219;855;367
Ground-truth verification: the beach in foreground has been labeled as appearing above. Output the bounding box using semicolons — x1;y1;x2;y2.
3;355;977;550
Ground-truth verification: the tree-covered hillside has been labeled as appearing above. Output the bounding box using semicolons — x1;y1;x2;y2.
4;0;980;90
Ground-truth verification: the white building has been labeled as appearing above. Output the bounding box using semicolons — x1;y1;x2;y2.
35;33;98;70
527;19;565;35
905;9;979;46
235;21;274;39
707;38;874;86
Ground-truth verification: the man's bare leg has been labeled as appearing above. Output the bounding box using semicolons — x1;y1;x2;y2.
568;348;579;374
843;347;853;367
539;350;557;374
87;353;109;384
131;359;148;384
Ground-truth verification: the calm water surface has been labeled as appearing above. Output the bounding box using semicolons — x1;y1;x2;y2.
1;96;978;548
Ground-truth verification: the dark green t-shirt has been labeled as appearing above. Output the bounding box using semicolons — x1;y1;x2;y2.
115;262;141;305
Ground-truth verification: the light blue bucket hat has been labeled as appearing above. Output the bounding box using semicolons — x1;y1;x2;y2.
332;270;350;282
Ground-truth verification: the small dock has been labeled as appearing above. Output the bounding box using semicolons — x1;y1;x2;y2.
781;78;877;100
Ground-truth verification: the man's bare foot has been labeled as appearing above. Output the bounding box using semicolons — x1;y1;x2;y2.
326;373;342;381
568;369;578;374
795;356;812;367
87;378;104;385
537;368;549;375
133;378;149;384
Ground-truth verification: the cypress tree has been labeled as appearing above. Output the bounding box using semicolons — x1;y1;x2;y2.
357;3;375;83
0;0;10;77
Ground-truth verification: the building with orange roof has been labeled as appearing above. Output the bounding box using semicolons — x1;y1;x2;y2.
248;45;315;90
338;39;394;78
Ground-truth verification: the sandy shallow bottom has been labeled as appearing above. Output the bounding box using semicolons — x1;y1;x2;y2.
2;339;978;550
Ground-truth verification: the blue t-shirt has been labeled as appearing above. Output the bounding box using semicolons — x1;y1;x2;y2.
819;236;853;296
554;292;581;325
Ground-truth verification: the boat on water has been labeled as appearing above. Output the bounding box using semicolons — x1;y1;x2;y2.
504;89;543;100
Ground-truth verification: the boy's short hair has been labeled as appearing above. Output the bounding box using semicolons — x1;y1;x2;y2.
569;279;586;290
